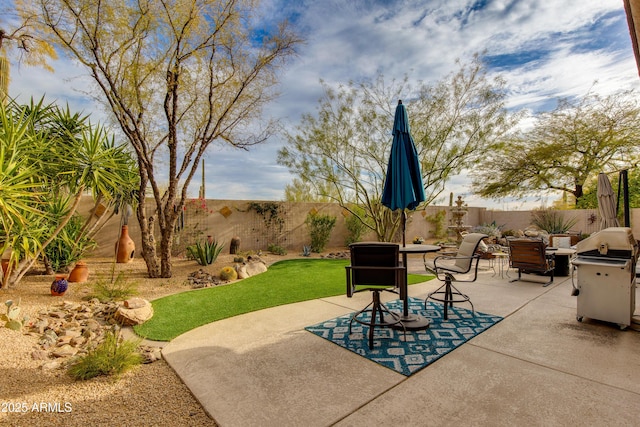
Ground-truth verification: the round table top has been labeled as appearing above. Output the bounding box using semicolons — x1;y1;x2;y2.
546;247;576;255
397;243;441;253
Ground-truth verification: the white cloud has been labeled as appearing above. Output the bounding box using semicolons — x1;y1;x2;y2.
6;0;640;208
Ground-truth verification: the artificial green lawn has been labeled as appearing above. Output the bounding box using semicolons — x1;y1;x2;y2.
134;258;431;341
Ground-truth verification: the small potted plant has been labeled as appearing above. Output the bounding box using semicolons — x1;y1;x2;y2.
413;236;424;244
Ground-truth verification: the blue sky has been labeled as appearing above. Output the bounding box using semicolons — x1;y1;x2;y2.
8;0;640;209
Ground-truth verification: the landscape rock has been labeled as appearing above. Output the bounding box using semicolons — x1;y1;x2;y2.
186;269;223;288
41;360;62;371
321;251;349;259
124;298;147;309
236;256;268;279
24;298;160;364
113;299;153;326
31;349;49;360
52;344;77;358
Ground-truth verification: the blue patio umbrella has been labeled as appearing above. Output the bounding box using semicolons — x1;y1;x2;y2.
381;100;426;246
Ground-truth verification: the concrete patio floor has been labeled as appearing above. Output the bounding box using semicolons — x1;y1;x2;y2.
162;255;640;427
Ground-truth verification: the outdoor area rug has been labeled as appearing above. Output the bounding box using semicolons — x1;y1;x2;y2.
305;297;503;376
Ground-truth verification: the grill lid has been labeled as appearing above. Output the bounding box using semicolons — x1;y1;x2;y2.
575;227;637;259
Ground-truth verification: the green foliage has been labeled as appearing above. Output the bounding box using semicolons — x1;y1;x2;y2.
425;210;447;239
472;91;640;206
186;239;224;266
576;169;640;210
0;98;138;287
88;272;138;303
33;0;301;279
267;244;287;255
219;266;238;281
248;202;285;230
134;259;431;341
344;206;368;245
248;202;287;249
530;209;578;234
44;213;96;272
67;330;143;380
278;56;513;241
305;212;336;252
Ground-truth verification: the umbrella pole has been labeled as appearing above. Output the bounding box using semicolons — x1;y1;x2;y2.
402;210;406;247
402;210;409;317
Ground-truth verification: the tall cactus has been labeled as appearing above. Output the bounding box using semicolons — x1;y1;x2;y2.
0;53;8;105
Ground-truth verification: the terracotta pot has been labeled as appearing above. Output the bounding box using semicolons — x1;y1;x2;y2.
68;261;89;283
116;225;135;263
51;275;68;296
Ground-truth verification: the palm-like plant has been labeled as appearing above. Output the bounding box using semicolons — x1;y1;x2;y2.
0;98;139;287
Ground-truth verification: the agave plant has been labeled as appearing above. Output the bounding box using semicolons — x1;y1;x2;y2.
186;239;225;266
530;209;578;234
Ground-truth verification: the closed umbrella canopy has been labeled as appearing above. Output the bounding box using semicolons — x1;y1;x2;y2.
597;172;619;229
381;100;425;212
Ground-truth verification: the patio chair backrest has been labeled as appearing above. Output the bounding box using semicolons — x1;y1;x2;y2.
454;233;488;272
348;242;400;286
508;238;551;271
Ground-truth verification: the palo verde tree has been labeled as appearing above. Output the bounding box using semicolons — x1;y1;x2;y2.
471;90;640;206
278;57;515;241
0;3;57;102
29;0;301;278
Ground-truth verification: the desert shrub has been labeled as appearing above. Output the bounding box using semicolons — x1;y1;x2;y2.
530;209;578;234
88;272;138;303
267;244;287;255
67;330;143;380
344;206;368;246
472;221;503;239
44;214;96;272
425;209;447;239
306;212;336;252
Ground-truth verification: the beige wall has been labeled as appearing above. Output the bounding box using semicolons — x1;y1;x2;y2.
82;197;640;257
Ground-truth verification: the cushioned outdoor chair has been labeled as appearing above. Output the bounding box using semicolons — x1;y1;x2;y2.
424;233;488;320
346;242;406;349
507;238;555;287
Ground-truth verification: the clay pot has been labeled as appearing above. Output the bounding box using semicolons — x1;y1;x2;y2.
116;225;136;263
68;261;89;283
51;275;68;296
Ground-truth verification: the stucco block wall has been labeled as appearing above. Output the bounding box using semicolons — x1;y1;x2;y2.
80;196;640;258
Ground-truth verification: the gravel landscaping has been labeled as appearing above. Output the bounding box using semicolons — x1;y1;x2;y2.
0;253;286;426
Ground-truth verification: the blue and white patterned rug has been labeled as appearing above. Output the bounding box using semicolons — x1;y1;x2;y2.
305;297;503;376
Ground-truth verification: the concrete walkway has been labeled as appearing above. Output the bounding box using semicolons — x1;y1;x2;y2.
162;256;640;427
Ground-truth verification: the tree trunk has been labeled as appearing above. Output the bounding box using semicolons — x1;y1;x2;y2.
573;184;584;206
137;195;161;278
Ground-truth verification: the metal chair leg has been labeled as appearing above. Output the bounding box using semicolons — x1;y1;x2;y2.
350;290;405;349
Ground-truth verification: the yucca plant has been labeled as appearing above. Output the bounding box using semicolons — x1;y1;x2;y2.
186;239;224;265
530;209;578;234
0;98;138;287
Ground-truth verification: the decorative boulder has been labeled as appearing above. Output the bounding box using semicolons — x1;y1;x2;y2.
236;256;268;279
113;298;153;326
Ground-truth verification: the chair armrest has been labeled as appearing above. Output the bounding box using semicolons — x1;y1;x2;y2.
346;265;406;272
